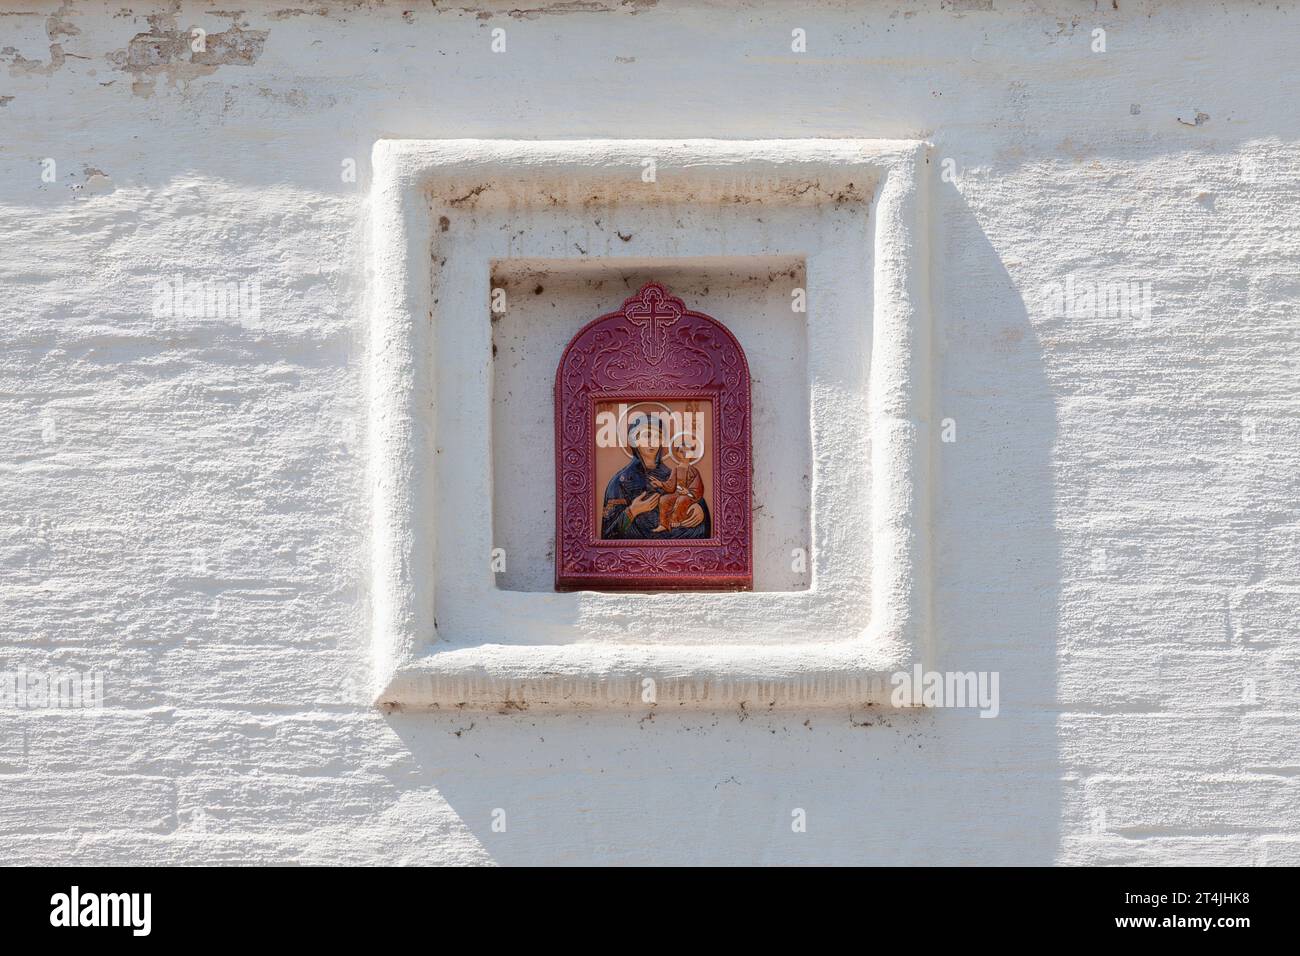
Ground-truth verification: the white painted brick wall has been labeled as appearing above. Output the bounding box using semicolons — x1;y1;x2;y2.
1;0;1296;865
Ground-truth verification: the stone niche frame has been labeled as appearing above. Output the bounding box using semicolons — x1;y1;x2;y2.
555;282;753;593
369;139;933;710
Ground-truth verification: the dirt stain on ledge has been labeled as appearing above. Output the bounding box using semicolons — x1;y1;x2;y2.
447;184;490;206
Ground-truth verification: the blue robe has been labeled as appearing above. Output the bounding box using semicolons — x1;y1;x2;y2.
601;450;712;539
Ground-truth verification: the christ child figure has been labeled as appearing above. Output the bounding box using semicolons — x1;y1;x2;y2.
649;434;705;532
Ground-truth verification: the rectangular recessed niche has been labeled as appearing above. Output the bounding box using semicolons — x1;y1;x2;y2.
369;138;933;709
490;257;810;593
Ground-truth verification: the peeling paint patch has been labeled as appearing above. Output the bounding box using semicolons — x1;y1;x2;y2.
3;3;86;76
47;4;80;40
257;86;338;110
3;43;69;76
82;165;115;195
105;13;268;96
465;0;658;20
193;27;267;66
509;2;607;17
267;7;330;20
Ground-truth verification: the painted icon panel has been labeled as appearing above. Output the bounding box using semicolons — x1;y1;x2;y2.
555;283;751;591
594;399;714;541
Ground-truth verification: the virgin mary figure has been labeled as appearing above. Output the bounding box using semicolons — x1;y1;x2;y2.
601;413;711;539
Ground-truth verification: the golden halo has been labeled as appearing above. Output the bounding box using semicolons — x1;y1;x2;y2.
665;432;705;466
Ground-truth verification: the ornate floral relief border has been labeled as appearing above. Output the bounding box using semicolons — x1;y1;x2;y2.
555;282;751;590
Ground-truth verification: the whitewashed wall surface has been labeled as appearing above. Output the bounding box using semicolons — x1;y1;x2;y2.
2;0;1298;866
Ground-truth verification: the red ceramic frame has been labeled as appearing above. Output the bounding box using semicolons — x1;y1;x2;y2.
554;282;753;591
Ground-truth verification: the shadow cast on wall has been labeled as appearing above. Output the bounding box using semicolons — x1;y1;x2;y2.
381;188;1061;866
